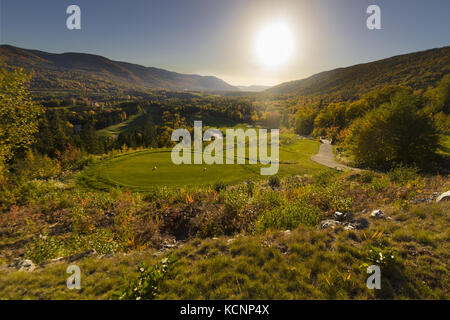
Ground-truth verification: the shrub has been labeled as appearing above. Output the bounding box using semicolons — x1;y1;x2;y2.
13;151;62;180
387;165;419;184
67;229;121;255
268;176;280;189
222;186;248;214
115;254;177;300
361;245;397;272
320;268;356;299
254;189;285;211
245;180;254;196
312;170;335;186
255;201;321;232
26;235;61;264
370;176;390;192
213;180;226;193
359;170;375;183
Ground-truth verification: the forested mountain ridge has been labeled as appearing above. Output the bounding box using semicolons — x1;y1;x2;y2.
0;45;238;94
264;46;450;100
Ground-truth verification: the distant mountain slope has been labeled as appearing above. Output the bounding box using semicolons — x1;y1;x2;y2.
237;85;271;92
0;45;237;94
265;46;450;99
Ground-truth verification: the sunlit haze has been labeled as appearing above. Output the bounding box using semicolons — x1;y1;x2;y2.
256;22;294;68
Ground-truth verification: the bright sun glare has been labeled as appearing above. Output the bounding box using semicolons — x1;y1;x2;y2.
256;22;294;67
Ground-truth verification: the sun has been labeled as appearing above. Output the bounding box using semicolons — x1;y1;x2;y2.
256;22;294;67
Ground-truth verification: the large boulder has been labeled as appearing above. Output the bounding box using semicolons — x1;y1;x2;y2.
436;191;450;202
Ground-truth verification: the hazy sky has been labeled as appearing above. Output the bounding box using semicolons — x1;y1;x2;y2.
1;0;449;86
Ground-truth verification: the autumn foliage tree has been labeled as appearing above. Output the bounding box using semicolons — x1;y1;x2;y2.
0;68;43;166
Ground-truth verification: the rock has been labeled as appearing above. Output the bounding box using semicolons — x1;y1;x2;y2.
11;259;36;272
370;209;384;218
47;250;95;265
333;211;353;222
283;230;291;234
319;219;342;229
50;257;66;263
227;238;235;244
351;218;369;230
334;211;345;221
436;191;450;202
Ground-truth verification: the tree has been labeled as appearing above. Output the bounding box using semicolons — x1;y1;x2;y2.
313;102;347;134
345;91;439;169
0;68;43;165
294;106;317;136
424;74;450;134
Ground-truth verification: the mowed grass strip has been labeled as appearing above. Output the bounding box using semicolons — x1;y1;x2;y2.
79;138;323;190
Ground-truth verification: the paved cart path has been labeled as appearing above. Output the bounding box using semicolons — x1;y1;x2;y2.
311;139;362;172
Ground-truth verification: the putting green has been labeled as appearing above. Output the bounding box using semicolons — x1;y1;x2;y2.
79;137;325;190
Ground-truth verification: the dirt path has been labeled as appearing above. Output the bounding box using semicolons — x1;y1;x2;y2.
311;139;361;172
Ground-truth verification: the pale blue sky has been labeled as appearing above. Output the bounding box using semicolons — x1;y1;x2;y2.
1;0;449;85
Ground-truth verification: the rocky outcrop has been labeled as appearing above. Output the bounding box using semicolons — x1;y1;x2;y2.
319;212;369;230
7;259;36;272
436;191;450;202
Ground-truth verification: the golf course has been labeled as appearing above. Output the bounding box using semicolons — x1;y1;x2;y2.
79;135;325;190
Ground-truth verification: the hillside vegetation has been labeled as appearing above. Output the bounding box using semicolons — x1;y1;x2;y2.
265;47;450;102
0;48;449;300
0;169;448;299
0;45;237;95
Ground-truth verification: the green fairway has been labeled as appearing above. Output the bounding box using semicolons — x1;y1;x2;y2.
96;112;146;138
79;137;325;190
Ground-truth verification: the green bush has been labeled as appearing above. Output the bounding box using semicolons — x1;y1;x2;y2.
312;170;335;186
253;189;285;211
370;176;390;192
114;254;177;300
255;201;321;232
67;229;121;255
359;170;375;183
345;91;439;169
26;235;62;264
361;245;397;272
387;165;419;184
213;180;227;193
268;176;280;189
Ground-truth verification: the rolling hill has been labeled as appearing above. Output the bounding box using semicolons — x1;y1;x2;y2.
0;45;238;94
264;46;450;100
